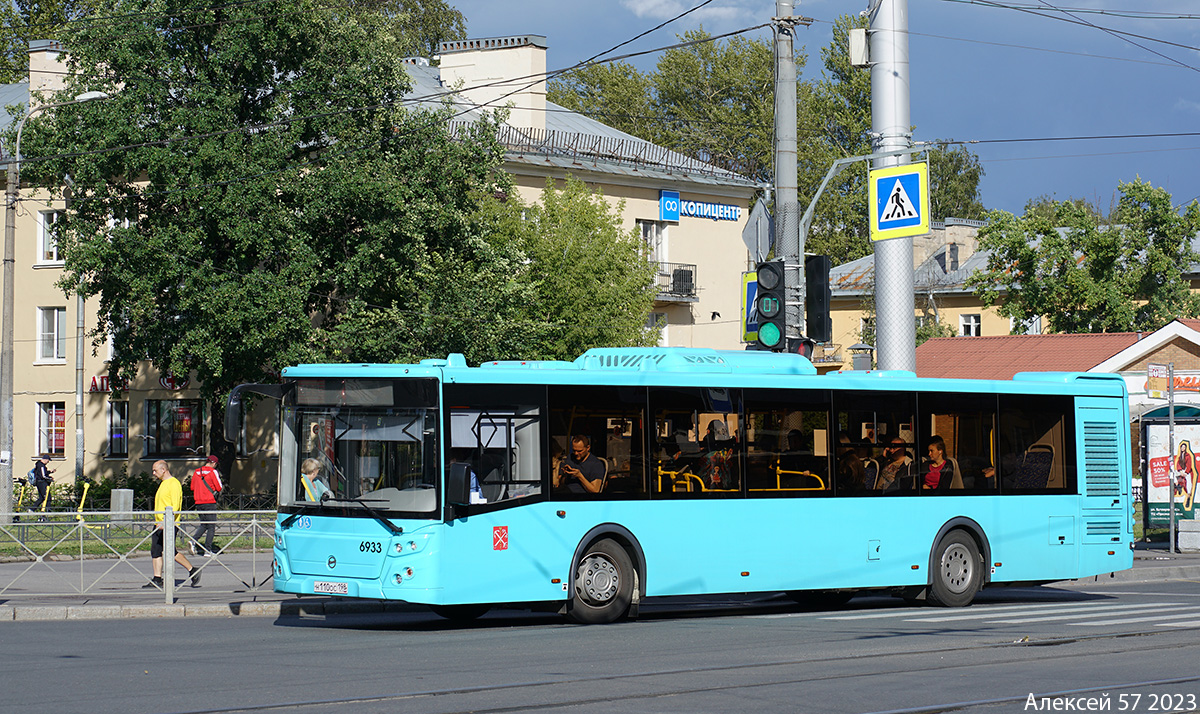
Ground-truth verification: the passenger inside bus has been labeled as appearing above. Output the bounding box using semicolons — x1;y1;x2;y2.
836;433;866;494
698;419;737;489
559;435;606;494
874;437;912;492
921;436;957;491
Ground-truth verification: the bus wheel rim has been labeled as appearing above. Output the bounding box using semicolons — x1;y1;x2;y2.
580;554;620;603
941;543;973;594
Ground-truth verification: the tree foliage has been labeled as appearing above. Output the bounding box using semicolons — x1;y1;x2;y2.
0;0;104;83
24;0;511;415
968;179;1200;333
492;177;661;360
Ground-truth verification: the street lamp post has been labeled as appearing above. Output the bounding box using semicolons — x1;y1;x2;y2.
2;90;108;522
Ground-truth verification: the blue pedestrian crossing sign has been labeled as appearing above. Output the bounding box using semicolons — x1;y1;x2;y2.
869;162;930;241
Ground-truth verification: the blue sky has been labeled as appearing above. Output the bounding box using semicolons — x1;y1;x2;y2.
449;0;1200;217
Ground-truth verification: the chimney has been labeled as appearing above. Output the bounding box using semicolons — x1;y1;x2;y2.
28;40;68;102
438;35;547;132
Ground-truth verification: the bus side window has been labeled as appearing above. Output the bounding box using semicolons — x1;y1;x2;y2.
444;384;545;506
998;394;1075;494
745;388;831;497
548;385;647;499
650;387;742;498
917;393;998;495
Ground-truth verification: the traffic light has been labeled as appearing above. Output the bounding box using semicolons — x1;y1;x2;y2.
805;255;832;344
755;259;786;351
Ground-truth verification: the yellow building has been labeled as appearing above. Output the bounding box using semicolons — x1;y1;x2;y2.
0;37;760;495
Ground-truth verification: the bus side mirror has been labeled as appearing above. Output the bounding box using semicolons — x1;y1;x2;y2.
447;462;471;507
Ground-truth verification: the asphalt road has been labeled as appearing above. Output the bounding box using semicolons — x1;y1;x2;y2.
8;580;1200;714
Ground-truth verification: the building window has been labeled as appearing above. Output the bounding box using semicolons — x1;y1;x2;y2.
38;306;67;360
38;210;64;263
37;402;66;456
145;400;205;456
646;311;668;346
637;219;667;264
1012;316;1042;335
959;314;981;337
108;401;128;457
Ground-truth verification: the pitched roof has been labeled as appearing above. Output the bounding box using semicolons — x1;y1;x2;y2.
914;333;1141;380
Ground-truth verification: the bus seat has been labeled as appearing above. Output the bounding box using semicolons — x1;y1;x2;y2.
1011;444;1054;489
598;457;610;493
948;457;964;490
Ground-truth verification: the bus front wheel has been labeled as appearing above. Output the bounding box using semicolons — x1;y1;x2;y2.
566;539;634;624
928;530;982;608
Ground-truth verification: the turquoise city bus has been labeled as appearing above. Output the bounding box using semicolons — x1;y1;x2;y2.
228;347;1134;624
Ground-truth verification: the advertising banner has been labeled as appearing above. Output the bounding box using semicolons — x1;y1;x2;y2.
172;406;193;448
1145;423;1200;524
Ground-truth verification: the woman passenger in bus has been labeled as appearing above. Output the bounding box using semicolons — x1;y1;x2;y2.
300;458;332;501
921;436;953;491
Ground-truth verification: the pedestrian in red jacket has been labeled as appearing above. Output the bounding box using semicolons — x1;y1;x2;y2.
190;456;223;556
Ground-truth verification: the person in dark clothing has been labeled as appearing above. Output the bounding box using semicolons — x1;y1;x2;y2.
559;435;606;494
29;454;55;512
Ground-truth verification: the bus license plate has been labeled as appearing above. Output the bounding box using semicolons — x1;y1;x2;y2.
313;581;348;595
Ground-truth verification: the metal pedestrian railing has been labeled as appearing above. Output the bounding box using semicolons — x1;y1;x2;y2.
0;509;276;604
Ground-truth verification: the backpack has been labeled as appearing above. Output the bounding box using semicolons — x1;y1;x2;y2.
26;467;37;486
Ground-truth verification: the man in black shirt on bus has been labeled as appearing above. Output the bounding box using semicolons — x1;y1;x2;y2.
559;435;606;494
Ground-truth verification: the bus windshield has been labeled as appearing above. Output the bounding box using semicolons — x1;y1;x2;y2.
280;378;439;515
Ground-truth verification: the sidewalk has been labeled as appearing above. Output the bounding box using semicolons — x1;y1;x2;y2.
2;543;1198;623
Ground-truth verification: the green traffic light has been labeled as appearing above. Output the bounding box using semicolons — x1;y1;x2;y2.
758;322;782;348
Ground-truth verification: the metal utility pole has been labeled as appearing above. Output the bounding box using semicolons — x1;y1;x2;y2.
773;2;813;348
774;0;802;344
869;0;916;371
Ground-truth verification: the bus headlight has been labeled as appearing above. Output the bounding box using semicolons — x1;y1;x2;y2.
394;573;404;585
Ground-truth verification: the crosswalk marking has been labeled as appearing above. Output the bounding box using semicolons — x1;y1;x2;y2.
1074;610;1200;627
990;604;1199;625
817;600;1171;622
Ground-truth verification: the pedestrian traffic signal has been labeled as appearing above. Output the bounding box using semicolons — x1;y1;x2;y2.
805;255;832;343
755;259;786;351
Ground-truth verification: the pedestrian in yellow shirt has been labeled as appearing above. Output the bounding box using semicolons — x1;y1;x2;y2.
143;460;200;589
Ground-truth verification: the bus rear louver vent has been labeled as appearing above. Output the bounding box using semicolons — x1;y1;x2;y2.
1084;518;1122;543
1083;421;1121;498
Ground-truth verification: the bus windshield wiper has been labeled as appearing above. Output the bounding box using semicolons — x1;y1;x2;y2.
281;502;324;529
322;496;403;536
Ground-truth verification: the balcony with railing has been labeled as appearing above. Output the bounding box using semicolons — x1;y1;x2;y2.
655;262;698;303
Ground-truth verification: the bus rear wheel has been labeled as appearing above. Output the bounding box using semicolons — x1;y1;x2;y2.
928;530;982;608
430;604;490;621
566;539;634;624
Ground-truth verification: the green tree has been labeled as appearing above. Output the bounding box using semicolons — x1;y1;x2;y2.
0;0;104;83
548;61;659;141
0;0;464;85
23;0;508;461
492;177;661;360
968;179;1200;333
929;142;986;221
